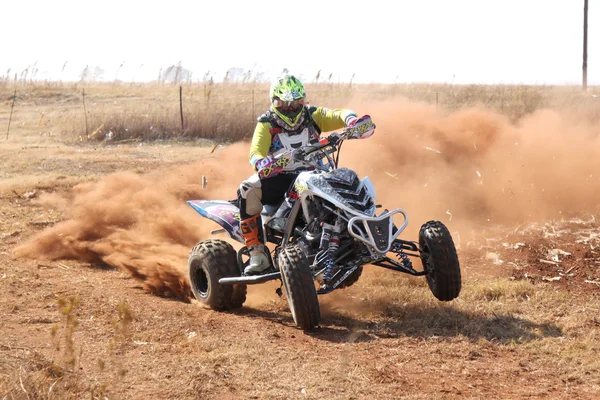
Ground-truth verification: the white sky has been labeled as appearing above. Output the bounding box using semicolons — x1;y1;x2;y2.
2;0;598;84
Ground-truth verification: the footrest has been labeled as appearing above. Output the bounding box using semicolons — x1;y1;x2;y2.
219;271;280;285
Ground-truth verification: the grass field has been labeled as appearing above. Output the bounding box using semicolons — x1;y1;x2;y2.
3;81;598;144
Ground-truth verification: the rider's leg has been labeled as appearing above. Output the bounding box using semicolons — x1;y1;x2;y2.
262;173;299;216
239;175;269;275
238;173;300;274
239;215;270;274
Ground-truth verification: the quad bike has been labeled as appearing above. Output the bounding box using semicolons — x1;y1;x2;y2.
187;119;461;331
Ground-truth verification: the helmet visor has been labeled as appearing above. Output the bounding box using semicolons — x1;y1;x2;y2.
273;98;305;111
273;97;305;121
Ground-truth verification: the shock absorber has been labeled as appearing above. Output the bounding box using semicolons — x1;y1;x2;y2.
323;219;342;283
396;249;413;269
319;222;333;250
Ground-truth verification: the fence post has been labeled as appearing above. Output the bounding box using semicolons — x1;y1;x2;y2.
82;89;89;137
179;85;184;131
6;89;16;140
583;0;589;90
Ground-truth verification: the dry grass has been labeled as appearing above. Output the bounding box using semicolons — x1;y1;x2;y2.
0;296;139;399
2;81;599;145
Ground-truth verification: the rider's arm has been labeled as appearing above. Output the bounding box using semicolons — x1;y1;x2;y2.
310;106;357;132
248;122;272;170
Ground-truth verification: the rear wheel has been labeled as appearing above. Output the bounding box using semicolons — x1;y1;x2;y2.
278;244;320;331
188;239;247;310
419;221;461;301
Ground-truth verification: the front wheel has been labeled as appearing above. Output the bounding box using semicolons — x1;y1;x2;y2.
188;239;247;310
419;221;461;301
278;245;320;331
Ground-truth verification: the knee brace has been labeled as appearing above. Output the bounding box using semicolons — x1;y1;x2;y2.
238;180;263;219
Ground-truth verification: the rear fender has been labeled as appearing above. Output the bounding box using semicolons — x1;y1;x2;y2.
187;200;245;244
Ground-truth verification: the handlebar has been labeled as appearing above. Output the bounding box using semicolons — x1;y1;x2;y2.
257;117;375;178
303;131;342;156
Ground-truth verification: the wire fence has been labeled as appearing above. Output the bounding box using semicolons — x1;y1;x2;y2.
2;82;599;143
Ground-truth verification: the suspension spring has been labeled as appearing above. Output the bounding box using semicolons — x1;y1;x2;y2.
323;219;343;283
396;249;413;269
323;235;339;283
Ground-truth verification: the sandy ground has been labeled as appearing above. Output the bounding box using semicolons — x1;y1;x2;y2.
2;97;600;399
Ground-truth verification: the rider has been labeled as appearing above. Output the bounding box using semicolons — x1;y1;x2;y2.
238;74;375;275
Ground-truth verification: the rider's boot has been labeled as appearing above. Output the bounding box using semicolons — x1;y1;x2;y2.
246;244;269;275
240;215;270;275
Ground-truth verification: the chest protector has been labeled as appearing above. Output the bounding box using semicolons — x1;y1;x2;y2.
258;106;322;172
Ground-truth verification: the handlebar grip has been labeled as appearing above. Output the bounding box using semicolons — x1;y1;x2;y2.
304;143;323;155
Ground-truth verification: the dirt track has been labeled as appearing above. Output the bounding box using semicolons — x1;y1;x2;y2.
2;98;600;399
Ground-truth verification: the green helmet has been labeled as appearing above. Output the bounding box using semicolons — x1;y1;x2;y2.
270;75;306;128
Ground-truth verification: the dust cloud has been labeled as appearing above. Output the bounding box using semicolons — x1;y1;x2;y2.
13;142;252;300
13;97;600;301
344;98;600;240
